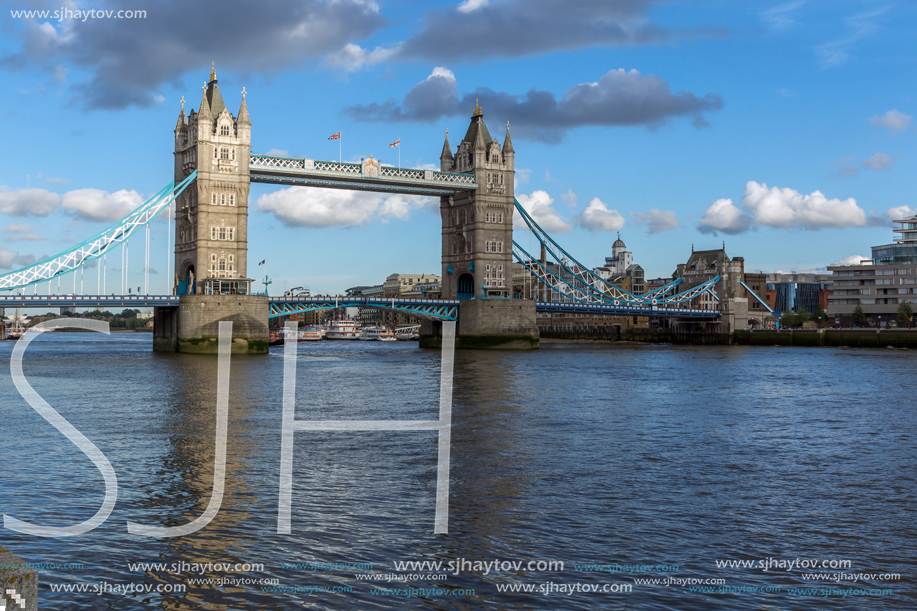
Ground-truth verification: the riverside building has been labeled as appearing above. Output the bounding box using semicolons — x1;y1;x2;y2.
827;214;917;326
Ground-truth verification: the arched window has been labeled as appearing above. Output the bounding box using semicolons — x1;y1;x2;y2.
220;124;230;136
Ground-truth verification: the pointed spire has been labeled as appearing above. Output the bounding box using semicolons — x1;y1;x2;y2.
237;87;251;126
198;82;212;120
175;96;187;131
440;128;453;161
209;61;217;84
472;98;482;117
473;119;486;151
502;120;514;154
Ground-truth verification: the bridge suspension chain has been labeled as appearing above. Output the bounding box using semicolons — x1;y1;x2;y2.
0;171;197;292
513;198;645;303
513;197;723;308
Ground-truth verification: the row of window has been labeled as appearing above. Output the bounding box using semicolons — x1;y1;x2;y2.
830;297;916;305
834;268;911;276
484;212;504;223
484;263;505;288
213;147;236;160
210;227;235;241
835;277;915;286
210;193;236;206
485;241;504;253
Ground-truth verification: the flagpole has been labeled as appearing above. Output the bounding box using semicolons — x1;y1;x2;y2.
339;135;342;164
398;138;401;169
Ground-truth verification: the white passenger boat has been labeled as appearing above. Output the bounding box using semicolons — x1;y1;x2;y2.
299;328;323;341
325;319;360;340
359;327;381;341
379;328;397;342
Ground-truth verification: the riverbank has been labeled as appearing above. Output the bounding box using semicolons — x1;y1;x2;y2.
539;328;917;348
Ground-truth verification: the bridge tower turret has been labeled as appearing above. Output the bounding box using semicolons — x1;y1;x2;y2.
173;63;252;296
440;101;514;299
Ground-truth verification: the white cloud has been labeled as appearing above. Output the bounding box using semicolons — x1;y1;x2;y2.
761;0;806;31
264;148;290;157
631;208;680;234
577;198;625;232
458;0;489;13
559;189;577;210
698;198;752;235
0;247;18;269
861;152;896;171
256;186;432;227
514;190;572;233
741;181;866;229
0;187;60;216
831;255;870;266
2;222;45;241
513;168;531;187
322;42;399;72
7;233;46;242
869;109;912;133
62;188;144;222
885;205;917;220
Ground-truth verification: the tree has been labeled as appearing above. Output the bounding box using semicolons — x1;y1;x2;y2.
813;304;827;326
897;301;913;328
780;310;798;329
797;307;811;325
852;305;867;327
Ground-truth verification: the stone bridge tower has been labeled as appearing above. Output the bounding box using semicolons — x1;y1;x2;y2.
439;101;515;299
173;63;252;296
422;102;538;349
156;65;268;354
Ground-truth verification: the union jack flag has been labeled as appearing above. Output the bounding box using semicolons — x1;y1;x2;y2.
389;139;400;148
328;132;341;140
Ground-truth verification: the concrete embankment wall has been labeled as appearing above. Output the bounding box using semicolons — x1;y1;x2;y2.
540;328;917;348
733;329;917;348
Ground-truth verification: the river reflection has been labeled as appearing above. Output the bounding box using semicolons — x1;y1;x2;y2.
0;334;914;610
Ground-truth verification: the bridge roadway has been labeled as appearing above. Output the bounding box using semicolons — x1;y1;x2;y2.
0;295;719;320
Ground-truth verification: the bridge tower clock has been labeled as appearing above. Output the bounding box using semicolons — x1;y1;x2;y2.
173;63;252;295
439;101;515;299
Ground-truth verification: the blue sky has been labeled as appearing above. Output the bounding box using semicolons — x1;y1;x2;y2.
0;0;915;296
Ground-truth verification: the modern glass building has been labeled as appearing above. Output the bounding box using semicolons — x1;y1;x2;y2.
871;215;917;265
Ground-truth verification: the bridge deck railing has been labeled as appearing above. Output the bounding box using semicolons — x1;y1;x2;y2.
249;154;477;189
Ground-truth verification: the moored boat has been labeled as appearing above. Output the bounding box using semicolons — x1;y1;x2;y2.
359;327;381;340
379;328;397;341
300;328;323;341
326;319;360;340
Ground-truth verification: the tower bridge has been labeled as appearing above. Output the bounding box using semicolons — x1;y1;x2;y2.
0;65;763;352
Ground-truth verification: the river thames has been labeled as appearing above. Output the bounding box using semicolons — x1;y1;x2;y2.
1;333;914;610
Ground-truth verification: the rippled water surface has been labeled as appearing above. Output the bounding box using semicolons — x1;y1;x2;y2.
1;333;914;610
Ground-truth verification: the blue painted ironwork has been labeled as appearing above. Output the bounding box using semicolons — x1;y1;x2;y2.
0;172;197;292
535;301;720;319
0;294;179;308
739;279;774;313
269;296;459;321
513;241;597;305
642;277;682;300
514;197;644;303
